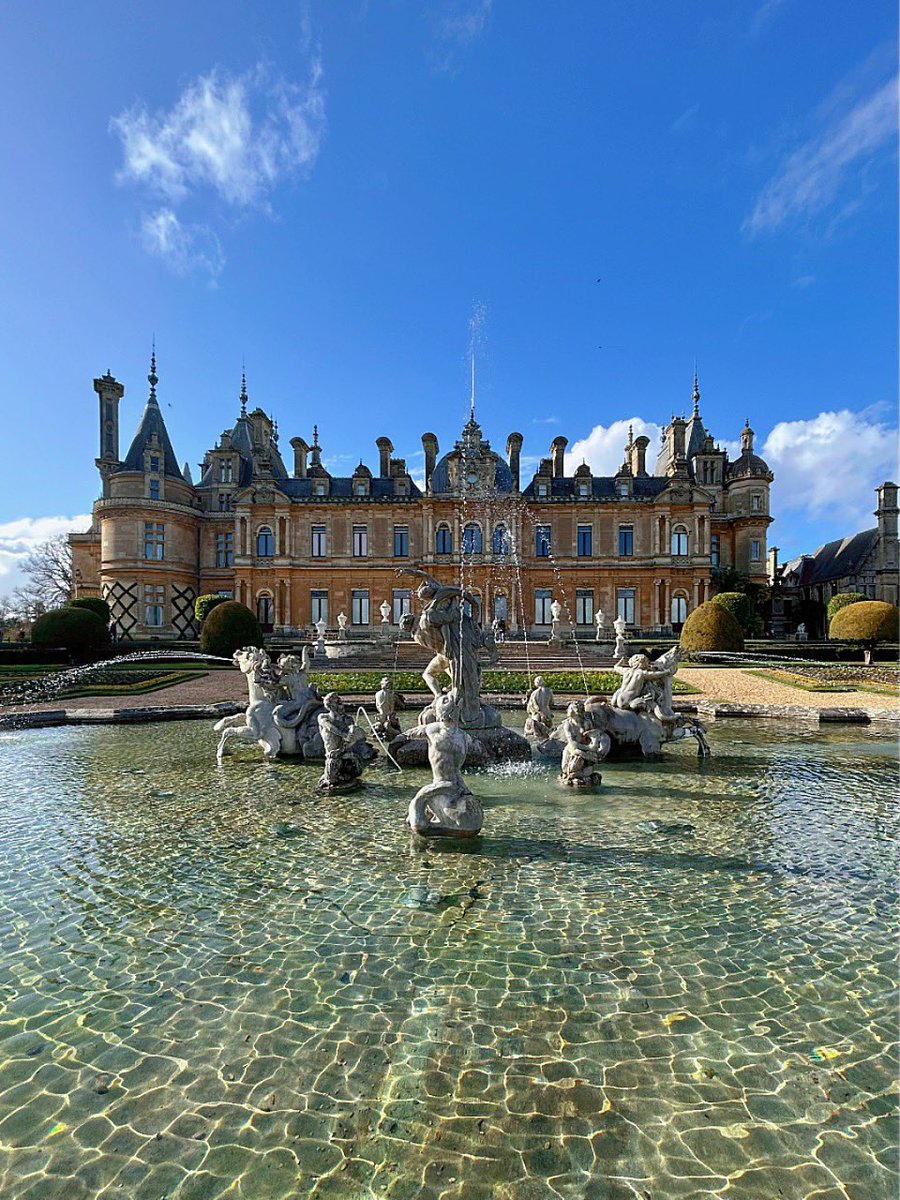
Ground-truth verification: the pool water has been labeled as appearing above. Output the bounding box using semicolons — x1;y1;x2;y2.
0;720;896;1199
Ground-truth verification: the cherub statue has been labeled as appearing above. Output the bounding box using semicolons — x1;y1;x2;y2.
558;700;609;787
373;675;402;739
524;675;555;740
407;692;483;837
611;648;679;722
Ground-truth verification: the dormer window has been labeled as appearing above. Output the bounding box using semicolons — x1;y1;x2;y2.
219;459;233;483
617;481;629;497
315;483;327;497
536;482;549;498
578;482;589;497
354;482;368;496
149;456;160;473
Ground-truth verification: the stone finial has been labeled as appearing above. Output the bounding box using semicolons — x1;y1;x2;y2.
148;342;158;405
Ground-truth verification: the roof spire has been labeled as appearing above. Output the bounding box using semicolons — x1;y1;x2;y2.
148;339;158;405
692;361;700;417
312;423;319;448
240;359;248;414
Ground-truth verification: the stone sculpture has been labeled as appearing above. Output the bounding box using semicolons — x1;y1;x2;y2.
337;612;348;642
407;693;483;837
795;622;808;642
214;646;282;760
315;618;327;656
379;600;392;642
594;609;606;641
373;676;402;739
524;675;555;740
549;597;564;647
272;648;326;758
558;701;608;787
613;615;628;661
317;693;365;791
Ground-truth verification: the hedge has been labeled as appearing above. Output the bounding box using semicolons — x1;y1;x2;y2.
710;591;754;632
199;601;264;659
679;601;744;654
826;592;868;623
195;594;228;625
31;607;110;654
829;601;899;648
70;597;111;625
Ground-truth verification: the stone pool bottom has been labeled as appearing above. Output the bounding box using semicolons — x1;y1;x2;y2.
0;720;895;1200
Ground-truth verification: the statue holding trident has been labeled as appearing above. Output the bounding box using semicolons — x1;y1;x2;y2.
397;567;499;729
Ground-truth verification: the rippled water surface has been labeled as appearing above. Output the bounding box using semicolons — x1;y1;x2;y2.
0;720;896;1199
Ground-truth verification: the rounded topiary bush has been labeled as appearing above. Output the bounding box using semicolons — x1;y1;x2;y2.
199;601;264;659
32;606;110;653
710;591;754;632
679;601;745;655
70;596;111;625
829;601;899;662
826;592;868;623
195;593;228;625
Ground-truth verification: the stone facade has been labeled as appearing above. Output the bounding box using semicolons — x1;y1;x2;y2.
70;360;774;640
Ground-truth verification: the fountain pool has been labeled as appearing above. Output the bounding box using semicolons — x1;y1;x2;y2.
0;718;895;1199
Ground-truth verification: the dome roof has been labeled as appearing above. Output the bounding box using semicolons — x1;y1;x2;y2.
727;450;771;479
430;451;515;495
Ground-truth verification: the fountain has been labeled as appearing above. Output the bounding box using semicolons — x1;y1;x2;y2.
407;692;483;837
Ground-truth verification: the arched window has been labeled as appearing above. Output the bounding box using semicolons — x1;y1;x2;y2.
670;593;688;628
670;525;689;556
435;524;452;555
462;523;483;554
256;526;275;557
257;594;274;627
492;524;510;555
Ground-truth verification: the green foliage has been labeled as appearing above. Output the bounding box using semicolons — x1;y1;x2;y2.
195;594;228;625
709;569;765;635
306;669;696;695
710;591;754;632
199;601;264;659
826;592;868;623
31;606;110;653
829;601;899;646
679;601;745;654
69;597;111;625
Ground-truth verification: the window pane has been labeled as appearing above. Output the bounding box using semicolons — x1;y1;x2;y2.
492;525;510;555
353;526;368;556
535;588;552;624
618;526;633;556
436;526;452;554
577;526;592;556
576;589;594;625
311;525;326;557
392;589;411;623
616;588;635;625
711;534;720;567
351;589;370;624
393;526;409;557
535;525;551;557
462;524;483;554
671;527;688;556
311;590;328;624
256;527;274;557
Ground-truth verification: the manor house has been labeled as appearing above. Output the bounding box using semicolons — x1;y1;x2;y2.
70;356;774;639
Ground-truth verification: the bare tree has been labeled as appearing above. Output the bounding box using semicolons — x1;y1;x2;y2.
14;534;74;615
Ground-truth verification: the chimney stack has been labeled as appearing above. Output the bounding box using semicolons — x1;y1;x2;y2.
632;435;650;477
290;436;309;478
550;436;568;478
422;433;438;491
376;436;393;478
506;432;523;491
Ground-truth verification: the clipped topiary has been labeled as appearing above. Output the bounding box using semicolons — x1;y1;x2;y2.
826;592;868;623
195;593;228;625
710;591;754;632
679;601;744;655
829;600;899;664
32;606;110;654
200;601;264;659
70;596;111;625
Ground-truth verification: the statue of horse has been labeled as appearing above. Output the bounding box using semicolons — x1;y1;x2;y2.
213;646;282;761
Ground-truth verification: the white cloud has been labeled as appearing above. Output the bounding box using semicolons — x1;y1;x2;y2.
565;417;663;477
112;59;325;273
744;72;897;235
431;0;492;72
141;209;224;279
0;515;92;594
763;408;899;531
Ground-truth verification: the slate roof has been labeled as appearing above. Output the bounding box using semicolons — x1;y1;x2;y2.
782;528;878;586
522;476;670;499
278;477;422;499
430;452;515;495
120;396;183;478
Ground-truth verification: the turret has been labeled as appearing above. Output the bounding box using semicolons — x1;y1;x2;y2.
506;432;523;491
94;370;124;498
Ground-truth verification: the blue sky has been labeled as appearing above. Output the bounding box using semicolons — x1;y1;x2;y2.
0;0;896;589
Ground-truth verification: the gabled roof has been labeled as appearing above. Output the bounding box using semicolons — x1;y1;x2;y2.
782;528;878;586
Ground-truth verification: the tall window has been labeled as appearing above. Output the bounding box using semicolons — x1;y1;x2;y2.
576;589;594;626
617;588;635;625
352;525;368;557
751;539;761;561
311;590;328;624
256;526;274;557
535;525;551;557
671;525;689;556
751;494;762;512
149;479;160;501
392;589;411;624
311;525;326;557
149;456;160;473
577;525;592;557
618;525;633;556
535;588;552;624
462;523;483;554
144;522;164;560
144;584;164;626
351;589;370;625
436;524;452;555
218;494;232;512
671;594;688;627
393;525;409;557
216;531;234;567
711;533;720;567
257;595;273;626
219;459;233;483
492;525;510;555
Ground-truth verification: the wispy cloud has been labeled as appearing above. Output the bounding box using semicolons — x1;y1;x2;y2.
0;515;92;595
532;416;560;425
791;273;816;289
671;103;699;133
431;0;492;73
744;70;897;236
112;58;326;275
749;0;788;38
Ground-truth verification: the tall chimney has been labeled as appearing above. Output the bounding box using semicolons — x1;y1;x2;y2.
290;436;309;478
550;436;568;478
506;432;523;491
376;436;393;478
633;435;650;477
422;433;438;491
